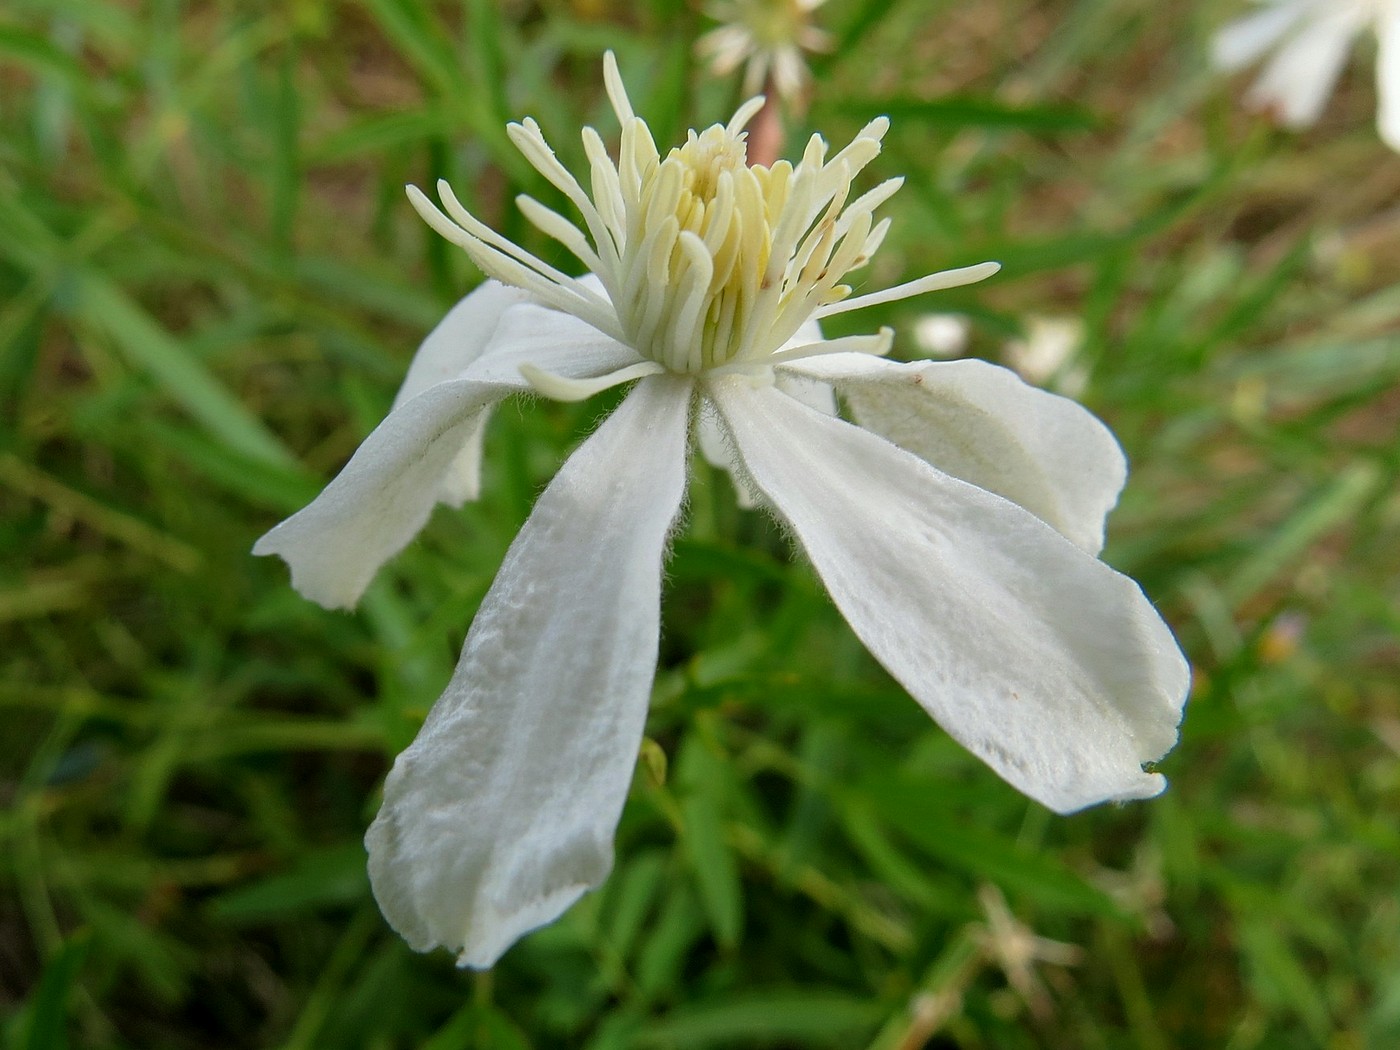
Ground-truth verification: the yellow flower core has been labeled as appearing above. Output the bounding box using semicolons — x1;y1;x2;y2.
622;124;782;371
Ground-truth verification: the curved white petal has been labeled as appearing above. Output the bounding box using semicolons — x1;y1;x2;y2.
433;414;492;508
461;300;642;387
253;378;517;609
696;401;762;508
776;367;837;417
1377;9;1400;150
254;307;641;610
365;375;693;968
1211;1;1311;71
393;281;532;408
696;369;834;509
1246;8;1362;128
389;282;532;507
711;378;1188;814
784;354;1125;555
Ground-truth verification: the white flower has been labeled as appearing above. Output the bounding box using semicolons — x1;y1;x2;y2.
1212;0;1400;150
912;312;971;358
1004;315;1089;398
253;54;1189;969
697;0;832;102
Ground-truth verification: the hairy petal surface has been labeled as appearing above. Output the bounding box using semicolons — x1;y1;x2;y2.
253;308;640;610
784;354;1126;555
253;378;517;609
365;375;692;969
697;370;836;508
695;318;831;507
712;378;1188;814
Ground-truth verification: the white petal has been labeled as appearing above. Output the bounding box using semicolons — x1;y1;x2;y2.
434;414;491;507
695;369;834;510
1246;8;1362;128
254;307;641;610
461;300;642;386
1377;9;1400;150
711;378;1188;814
696;402;761;509
365;375;693;968
389;282;531;507
392;281;532;409
696;315;831;508
1211;1;1310;72
776;368;837;417
784;354;1125;555
253;378;516;609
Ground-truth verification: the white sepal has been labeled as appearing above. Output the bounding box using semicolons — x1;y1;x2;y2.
1245;6;1361;127
462;301;643;387
253;302;644;610
783;354;1126;555
393;281;532;408
1212;1;1310;72
695;317;833;507
253;377;517;610
712;377;1188;815
390;281;531;507
365;375;693;968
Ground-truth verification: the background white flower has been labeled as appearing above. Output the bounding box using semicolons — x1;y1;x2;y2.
697;0;832;102
1004;315;1089;398
254;55;1190;969
1212;0;1400;150
912;312;971;358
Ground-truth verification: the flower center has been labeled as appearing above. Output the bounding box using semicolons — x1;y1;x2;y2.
598;95;894;375
406;52;999;394
615;123;778;372
742;0;808;47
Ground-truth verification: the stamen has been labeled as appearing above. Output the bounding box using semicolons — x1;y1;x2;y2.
506;120;615;264
727;94;767;134
766;327;894;364
834;178;903;240
411;57;999;381
854;218;891;267
815;262;1002;319
581;127;626;256
519;359;664;401
515;195;600;271
434;182;616;327
406;186;600;323
602;50;635;124
669;232;714;373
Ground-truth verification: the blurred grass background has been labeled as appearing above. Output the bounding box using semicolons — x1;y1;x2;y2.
3;0;1399;1047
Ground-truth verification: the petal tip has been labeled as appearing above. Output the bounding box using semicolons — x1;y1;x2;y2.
253;531;363;611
